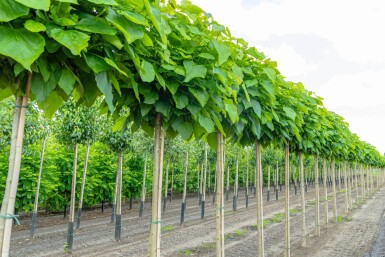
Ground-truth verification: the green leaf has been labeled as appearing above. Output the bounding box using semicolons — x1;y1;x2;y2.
95;72;114;112
31;72;58;102
15;0;50;11
107;8;144;43
188;87;209;107
112;116;126;132
58;69;75;95
119;10;149;26
283;107;296;121
183;60;207;82
198;53;215;60
263;67;276;81
198;114;214;133
104;58;127;76
173;93;188;109
206;132;217;151
224;100;238;124
24;20;46;32
102;34;123;49
0;0;29;22
213;40;231;65
86;0;117;5
84;54;110;74
75;17;117;35
155;101;170;117
261;80;274;97
144;1;168;45
0;27;45;70
140;61;155;82
252;100;262;119
37;91;64;118
143;90;159;104
48;27;90;56
172;118;193;140
0;88;13;101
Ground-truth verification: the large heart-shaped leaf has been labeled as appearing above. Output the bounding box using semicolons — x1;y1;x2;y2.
140;61;155;82
107;8;144;43
213;40;231;65
0;27;45;70
75;17;117;35
172;118;193;140
283;107;296;121
15;0;50;11
188;87;209;107
95;72;114;112
48;27;90;56
0;0;29;22
198;114;214;133
183;60;207;82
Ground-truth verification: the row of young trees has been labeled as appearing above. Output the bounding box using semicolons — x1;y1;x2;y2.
1;0;385;256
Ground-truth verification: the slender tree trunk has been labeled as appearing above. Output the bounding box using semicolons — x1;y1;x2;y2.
276;162;279;200
181;151;188;225
115;152;123;241
213;161;217;205
163;162;169;213
76;143;90;230
29;137;47;238
255;141;265;257
331;159;337;222
338;164;342;191
208;162;211;197
149;113;164;257
284;144;290;257
202;144;207;219
215;131;225;257
314;155;320;236
354;164;358;203
67;144;78;253
299;152;306;246
139;158;147;218
245;151;249;208
226;165;230;201
233;156;238;211
360;164;364;199
111;164;119;224
0;96;22;252
348;164;352;210
343;162;348;213
170;163;174;202
267;166;270;202
1;76;31;256
199;163;203;206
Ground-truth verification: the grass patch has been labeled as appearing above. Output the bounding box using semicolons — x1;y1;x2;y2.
289;208;299;214
202;242;215;249
272;213;284;223
183;249;194;256
336;215;344;222
162;225;175;232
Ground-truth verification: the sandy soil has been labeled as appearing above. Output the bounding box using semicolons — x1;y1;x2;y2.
9;183;384;257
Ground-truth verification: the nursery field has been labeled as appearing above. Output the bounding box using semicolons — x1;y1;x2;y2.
9;185;385;257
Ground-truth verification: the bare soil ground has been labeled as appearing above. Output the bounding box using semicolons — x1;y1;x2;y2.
9;183;385;257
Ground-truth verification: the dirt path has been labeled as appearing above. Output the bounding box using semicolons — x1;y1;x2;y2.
9;183;384;257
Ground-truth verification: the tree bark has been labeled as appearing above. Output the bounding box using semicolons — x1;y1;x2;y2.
299;152;306;247
67;143;78;253
181;151;188;225
233;156;238;211
331;159;337;222
323;159;328;226
314;155;320;236
215;131;225;257
343;162;348;213
77;143;90;230
255;141;265;257
163;162;169;213
30;137;47;238
267;166;270;202
115;151;123;241
139;158;147;218
149;113;164;257
202;144;208;219
284;144;290;257
245;151;249;208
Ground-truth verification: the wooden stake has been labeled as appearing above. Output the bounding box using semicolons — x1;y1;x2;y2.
343;162;348;214
30;137;47;238
284;144;290;257
77;143;90;230
115;151;123;241
181;151;188;225
331;159;337;222
202;144;207;218
139;158;147;218
314;155;320;236
256;141;265;257
67;143;78;253
299;152;306;247
215;131;224;257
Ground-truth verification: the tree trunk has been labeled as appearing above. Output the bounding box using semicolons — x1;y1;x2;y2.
139;158;147;218
149;113;164;257
213;160;217;205
115;152;123;241
256;141;265;257
323;159;328;226
348;165;352;208
276;162;279;200
343;162;348;214
76;143;90;230
181;151;188;225
0;96;22;252
314;155;320;236
267;166;270;202
67;143;78;253
163;162;169;213
170;163;174;202
202;144;208;219
233;156;238;211
215;131;225;257
199;163;203;206
331;159;337;222
111;163;119;224
30;137;47;238
284;144;290;257
226;165;230;201
208;161;211;197
1;75;31;256
299;152;306;247
245;151;249;208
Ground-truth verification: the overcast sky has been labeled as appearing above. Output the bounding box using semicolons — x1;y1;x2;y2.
190;0;385;155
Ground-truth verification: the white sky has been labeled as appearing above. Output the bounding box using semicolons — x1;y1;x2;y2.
190;0;385;155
